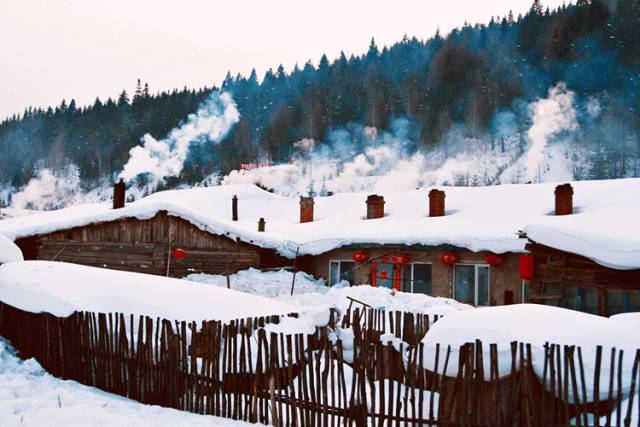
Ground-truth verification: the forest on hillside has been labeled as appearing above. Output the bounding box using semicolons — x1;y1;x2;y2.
1;0;639;202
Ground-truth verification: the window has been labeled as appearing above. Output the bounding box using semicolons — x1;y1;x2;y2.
329;260;356;286
607;290;640;316
454;264;490;306
401;263;432;294
560;287;598;314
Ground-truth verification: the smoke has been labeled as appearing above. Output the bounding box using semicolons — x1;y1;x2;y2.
522;83;577;182
120;90;240;186
10;164;81;210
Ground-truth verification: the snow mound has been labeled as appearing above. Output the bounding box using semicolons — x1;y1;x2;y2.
421;304;640;401
0;338;253;426
0;261;327;332
187;268;469;316
0;234;23;264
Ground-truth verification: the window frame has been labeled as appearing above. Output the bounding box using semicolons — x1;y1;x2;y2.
453;263;491;306
328;259;356;286
407;262;432;294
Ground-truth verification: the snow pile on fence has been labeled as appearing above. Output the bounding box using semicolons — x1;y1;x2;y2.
187;267;469;316
0;261;328;332
0;338;253;427
421;304;640;402
0;234;23;264
1;179;638;266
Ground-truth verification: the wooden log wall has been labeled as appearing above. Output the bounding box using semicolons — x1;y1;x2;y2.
527;242;640;291
1;301;639;426
27;211;265;277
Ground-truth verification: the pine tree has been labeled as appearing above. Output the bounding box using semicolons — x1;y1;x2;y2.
117;90;130;106
133;79;143;103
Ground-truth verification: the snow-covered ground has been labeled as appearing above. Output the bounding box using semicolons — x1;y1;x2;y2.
186;268;468;316
0;338;256;427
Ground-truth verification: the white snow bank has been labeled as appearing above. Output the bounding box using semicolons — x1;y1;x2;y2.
0;262;327;332
421;304;640;402
1;179;638;262
0;234;23;264
187;268;469;316
610;312;640;329
0;339;255;427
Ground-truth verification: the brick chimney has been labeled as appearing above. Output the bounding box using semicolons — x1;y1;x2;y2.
366;195;385;219
113;179;125;209
258;217;266;232
232;195;238;221
428;189;446;217
300;196;314;223
554;183;573;215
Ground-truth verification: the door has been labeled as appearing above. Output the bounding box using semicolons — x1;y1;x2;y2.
376;263;395;288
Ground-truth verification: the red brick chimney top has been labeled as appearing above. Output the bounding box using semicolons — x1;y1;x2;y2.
366;195;385;219
554;183;573;216
300;196;314;223
428;189;446;217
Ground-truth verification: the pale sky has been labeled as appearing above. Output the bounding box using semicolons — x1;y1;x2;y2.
0;0;567;120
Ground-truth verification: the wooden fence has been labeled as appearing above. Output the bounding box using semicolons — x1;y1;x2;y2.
1;301;639;426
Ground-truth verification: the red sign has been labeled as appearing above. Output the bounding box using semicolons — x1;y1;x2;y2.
519;254;535;280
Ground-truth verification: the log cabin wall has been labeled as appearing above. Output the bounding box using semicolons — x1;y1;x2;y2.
24;211;267;277
309;246;522;306
526;241;640;316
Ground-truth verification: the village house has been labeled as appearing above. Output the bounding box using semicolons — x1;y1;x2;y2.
1;179;638;315
522;183;640;316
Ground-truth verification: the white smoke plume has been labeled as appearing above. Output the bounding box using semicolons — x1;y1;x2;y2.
522;82;577;182
120;90;240;185
10;164;81;210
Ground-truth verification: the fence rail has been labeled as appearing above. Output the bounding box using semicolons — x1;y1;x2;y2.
1;301;639;426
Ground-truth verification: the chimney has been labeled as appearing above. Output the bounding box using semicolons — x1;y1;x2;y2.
113;179;125;209
300;196;314;223
258;217;266;232
428;189;446;217
366;195;385;219
232;195;238;221
555;183;573;215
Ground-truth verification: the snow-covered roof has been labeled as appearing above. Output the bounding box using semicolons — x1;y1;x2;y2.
524;180;640;269
0;234;23;264
0;179;638;268
0;261;326;329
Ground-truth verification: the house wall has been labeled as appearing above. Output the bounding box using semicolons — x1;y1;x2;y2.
17;211;277;278
309;246;523;306
526;241;640;316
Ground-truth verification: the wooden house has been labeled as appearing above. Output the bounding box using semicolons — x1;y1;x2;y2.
12;183;287;277
523;239;640;316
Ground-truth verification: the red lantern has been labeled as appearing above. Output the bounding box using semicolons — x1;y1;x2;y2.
440;251;458;266
519;254;535;280
485;253;504;266
172;248;188;260
380;270;389;280
391;254;409;264
352;250;369;263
